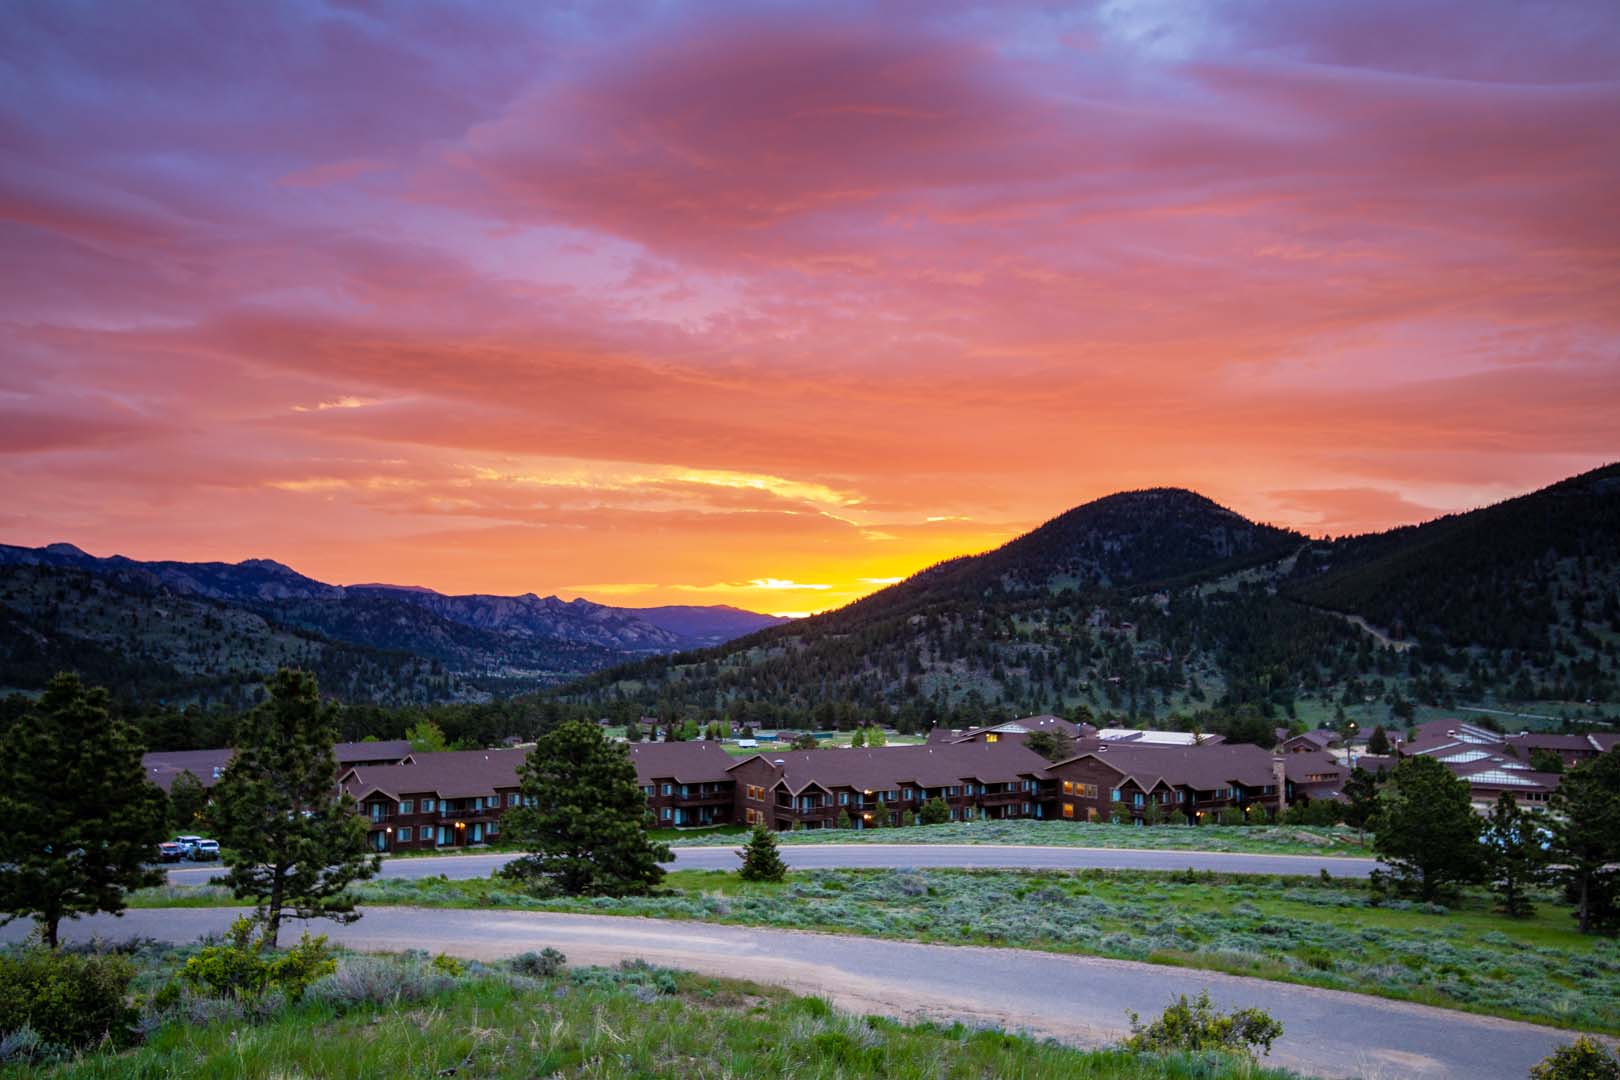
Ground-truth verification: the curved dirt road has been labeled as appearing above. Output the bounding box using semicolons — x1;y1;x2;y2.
166;843;1379;884
7;906;1588;1080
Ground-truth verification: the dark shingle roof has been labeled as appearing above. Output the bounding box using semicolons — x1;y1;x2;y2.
1056;743;1277;791
341;748;527;801
729;742;1052;795
141;748;235;793
335;739;412;765
627;741;737;785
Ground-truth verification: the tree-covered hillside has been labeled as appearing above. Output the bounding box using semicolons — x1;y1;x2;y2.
565;471;1620;734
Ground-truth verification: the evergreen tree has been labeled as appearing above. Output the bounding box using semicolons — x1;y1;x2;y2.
1482;792;1549;917
1366;724;1391;756
1372;755;1484;901
836;808;852;829
168;769;208;831
737;822;787;882
1340;767;1380;839
502;718;671;896
208;669;378;946
0;673;167;947
920;796;951;825
1529;747;1565;775
1024;729;1074;762
850;728;866;748
1548;750;1620;935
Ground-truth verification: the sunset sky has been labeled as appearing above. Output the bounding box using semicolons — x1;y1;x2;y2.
3;2;1617;615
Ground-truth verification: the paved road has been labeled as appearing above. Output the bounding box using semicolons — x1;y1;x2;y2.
6;906;1585;1080
165;843;1380;884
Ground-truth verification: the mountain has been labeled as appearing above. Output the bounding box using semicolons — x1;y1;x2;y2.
624;605;793;647
0;545;783;705
566;472;1620;732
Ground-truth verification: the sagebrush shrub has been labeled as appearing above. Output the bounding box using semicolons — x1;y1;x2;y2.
0;948;137;1052
1125;990;1282;1058
511;948;568;978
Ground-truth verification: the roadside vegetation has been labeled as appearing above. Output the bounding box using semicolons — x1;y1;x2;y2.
137;866;1620;1033
0;938;1302;1079
664;818;1374;856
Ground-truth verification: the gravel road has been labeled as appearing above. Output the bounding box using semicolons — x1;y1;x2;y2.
4;905;1590;1080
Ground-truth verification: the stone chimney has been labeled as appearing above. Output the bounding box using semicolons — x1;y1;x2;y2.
1272;754;1288;814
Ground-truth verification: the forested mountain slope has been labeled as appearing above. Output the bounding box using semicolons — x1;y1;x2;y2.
567;471;1620;735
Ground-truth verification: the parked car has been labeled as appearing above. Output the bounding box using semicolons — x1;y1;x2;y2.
157;841;187;863
189;839;221;861
172;834;203;855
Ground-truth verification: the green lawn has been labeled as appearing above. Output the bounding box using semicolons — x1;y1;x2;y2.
3;948;1298;1080
667;818;1376;857
136;867;1620;1034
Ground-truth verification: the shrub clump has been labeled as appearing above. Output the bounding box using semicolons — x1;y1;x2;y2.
1125;990;1282;1058
510;948;568;979
0;947;138;1055
306;955;455;1009
1530;1036;1620;1080
181;916;334;1002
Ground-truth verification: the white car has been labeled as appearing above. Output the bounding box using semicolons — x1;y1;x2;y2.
189;839;221;861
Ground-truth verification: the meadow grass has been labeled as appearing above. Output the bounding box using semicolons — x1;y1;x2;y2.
2;949;1300;1080
665;818;1376;855
134;866;1619;1034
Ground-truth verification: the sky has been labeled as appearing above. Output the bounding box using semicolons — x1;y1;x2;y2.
2;1;1617;616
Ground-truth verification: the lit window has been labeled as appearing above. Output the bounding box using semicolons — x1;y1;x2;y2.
1062;802;1075;819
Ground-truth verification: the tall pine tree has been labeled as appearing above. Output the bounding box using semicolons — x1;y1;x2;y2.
0;673;167;947
502;718;670;896
168;769;208;831
1481;792;1548;917
1372;755;1484;901
208;669;378;946
1548;750;1620;934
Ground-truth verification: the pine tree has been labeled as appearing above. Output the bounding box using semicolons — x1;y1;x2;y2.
1482;792;1549;917
1548;750;1620;934
168;769;208;831
850;728;866;748
1340;767;1380;839
1366;724;1391;756
920;796;951;825
1372;755;1484;901
502;718;671;896
0;673;167;947
737;822;787;882
208;669;378;946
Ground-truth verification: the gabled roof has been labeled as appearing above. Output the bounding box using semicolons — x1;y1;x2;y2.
1282;729;1337;750
626;740;736;785
1055;743;1276;791
341;748;527;801
727;742;1051;796
943;714;1095;743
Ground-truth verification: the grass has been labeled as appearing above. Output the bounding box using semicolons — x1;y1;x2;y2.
134;867;1620;1034
1;946;1299;1079
666;818;1376;856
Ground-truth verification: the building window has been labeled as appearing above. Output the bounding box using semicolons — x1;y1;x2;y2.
660;807;671;820
985;733;999;743
509;793;520;807
839;792;849;805
1111;788;1121;802
662;784;673;796
421;830;434;846
422;798;436;813
1062;781;1074;795
397;827;411;842
1062;802;1075;819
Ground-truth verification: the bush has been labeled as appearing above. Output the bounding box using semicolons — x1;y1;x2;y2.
0;947;137;1052
1125;990;1282;1058
919;797;951;826
1218;807;1245;827
1530;1037;1620;1080
510;948;567;979
431;953;465;977
306;955;453;1008
901;810;916;827
181;916;334;1002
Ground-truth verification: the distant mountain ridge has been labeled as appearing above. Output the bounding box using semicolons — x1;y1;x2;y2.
0;544;787;704
567;469;1620;731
